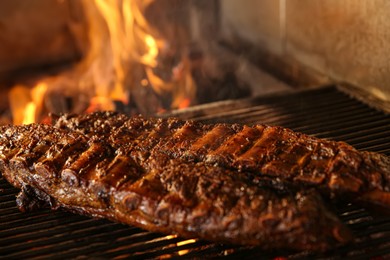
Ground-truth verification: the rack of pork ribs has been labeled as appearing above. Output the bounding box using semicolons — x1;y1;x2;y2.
0;111;389;252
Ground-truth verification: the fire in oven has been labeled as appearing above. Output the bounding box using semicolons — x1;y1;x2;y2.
1;1;390;259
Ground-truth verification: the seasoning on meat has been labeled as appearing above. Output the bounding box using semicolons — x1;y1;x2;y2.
0;123;352;251
54;111;390;207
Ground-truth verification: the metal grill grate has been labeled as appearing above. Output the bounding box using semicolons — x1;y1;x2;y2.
1;85;390;259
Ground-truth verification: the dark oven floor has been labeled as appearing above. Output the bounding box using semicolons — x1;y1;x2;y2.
1;85;390;259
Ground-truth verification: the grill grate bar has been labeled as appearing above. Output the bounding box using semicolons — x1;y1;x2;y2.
0;207;20;216
262;100;367;125
354;223;390;237
173;87;341;121
3;224;139;259
281;108;384;134
0;200;17;209
0;193;17;203
201;92;356;121
0;189;19;197
197;94;362;125
348;235;390;255
350;218;390;232
378;148;390;154
352;138;390;151
328;125;390;142
291;115;389;137
0;204;75;222
0;210;77;231
339;210;371;223
48;230;164;258
310;118;390;137
92;236;191;259
311;120;385;139
0;182;18;188
347;249;390;260
192;88;360;121
0;221;119;255
167;243;237;259
0;218;105;246
144;240;210;259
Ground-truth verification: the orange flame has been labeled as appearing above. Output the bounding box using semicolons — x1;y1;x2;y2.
81;0;163;104
9;82;47;125
9;0;195;124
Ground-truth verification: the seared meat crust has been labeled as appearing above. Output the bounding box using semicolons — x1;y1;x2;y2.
54;112;390;204
0;123;351;251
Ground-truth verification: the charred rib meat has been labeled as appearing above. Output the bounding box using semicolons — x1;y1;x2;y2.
54;111;390;207
0;123;351;251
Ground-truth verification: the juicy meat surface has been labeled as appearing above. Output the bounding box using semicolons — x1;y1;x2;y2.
54;111;390;206
0;123;352;251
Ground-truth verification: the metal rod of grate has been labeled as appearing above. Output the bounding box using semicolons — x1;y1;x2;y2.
0;85;390;259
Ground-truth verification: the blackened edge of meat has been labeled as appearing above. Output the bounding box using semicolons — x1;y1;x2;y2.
16;185;57;212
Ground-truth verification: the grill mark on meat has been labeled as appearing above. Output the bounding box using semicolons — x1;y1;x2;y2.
61;141;111;187
37;136;87;173
234;126;274;171
160;120;210;160
13;139;51;168
24;132;92;184
261;142;305;179
128;118;179;163
100;155;143;189
51;112;390;202
206;125;263;166
1;125;83;188
0;123;353;251
173;121;208;149
294;142;335;186
258;129;318;181
89;155;143;206
326;144;365;194
1;125;58;166
287;144;319;181
187;124;240;161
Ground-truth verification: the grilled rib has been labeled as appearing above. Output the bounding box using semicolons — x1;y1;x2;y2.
0;123;351;251
54;111;390;207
